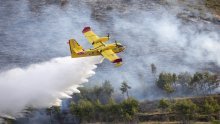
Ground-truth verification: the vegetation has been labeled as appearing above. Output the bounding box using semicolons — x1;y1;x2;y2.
74;80;114;104
68;75;219;123
157;73;176;97
199;97;220;121
16;70;219;123
67;70;219;123
140;95;220;122
158;99;170;112
70;98;138;123
120;81;131;99
70;81;139;123
173;99;198;123
151;63;157;81
156;71;219;96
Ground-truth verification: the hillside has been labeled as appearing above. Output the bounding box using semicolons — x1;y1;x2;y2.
0;0;220;124
139;94;220;122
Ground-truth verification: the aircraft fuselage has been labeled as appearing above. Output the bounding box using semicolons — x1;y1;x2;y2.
95;43;125;54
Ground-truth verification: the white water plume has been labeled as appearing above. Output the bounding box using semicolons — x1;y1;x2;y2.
0;56;101;116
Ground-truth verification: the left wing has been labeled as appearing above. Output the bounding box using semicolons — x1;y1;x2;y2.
82;27;99;44
82;27;109;47
101;49;122;67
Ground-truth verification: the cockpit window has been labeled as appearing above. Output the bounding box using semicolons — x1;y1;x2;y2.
117;45;123;47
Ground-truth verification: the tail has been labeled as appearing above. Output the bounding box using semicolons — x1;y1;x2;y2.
68;39;84;58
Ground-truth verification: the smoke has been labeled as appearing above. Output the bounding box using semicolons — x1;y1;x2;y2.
0;56;101;116
87;0;220;99
113;10;220;67
0;1;220;118
0;119;3;123
0;0;104;116
0;0;99;70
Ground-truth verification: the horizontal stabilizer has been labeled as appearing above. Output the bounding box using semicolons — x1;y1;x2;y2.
68;39;101;58
69;39;84;57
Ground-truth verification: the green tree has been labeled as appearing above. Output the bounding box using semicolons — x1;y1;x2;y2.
106;99;122;122
151;63;157;81
172;73;177;89
158;99;170;112
158;99;171;121
76;81;114;103
93;100;104;122
207;74;219;94
151;63;157;74
120;81;131;99
204;99;215;120
178;72;192;94
77;87;93;101
173;99;197;123
102;80;114;103
156;72;176;98
120;98;139;122
46;106;61;124
190;72;219;95
93;85;102;100
70;99;94;123
202;97;220;121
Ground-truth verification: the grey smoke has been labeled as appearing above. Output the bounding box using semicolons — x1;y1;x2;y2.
0;0;99;69
88;1;220;99
0;0;220;117
0;0;103;116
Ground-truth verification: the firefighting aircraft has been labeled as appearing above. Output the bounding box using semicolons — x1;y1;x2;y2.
68;27;125;67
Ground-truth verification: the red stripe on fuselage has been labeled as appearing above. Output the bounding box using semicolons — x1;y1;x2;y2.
77;52;85;55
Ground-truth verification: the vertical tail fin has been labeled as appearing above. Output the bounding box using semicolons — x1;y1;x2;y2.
68;39;84;58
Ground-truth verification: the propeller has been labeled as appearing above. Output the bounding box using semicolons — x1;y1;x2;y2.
115;40;119;47
107;33;110;40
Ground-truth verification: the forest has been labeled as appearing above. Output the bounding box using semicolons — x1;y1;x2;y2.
37;68;220;124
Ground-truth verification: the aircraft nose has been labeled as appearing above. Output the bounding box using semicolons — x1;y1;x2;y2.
123;45;126;49
122;46;126;51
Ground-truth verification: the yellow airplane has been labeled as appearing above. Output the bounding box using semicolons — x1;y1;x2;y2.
68;27;125;67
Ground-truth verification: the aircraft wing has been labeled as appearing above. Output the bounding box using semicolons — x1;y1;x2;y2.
82;27;100;44
82;27;109;47
101;49;122;67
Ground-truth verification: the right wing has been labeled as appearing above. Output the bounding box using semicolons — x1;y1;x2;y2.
101;49;122;67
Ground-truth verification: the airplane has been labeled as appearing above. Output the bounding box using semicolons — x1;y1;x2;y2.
68;27;125;67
